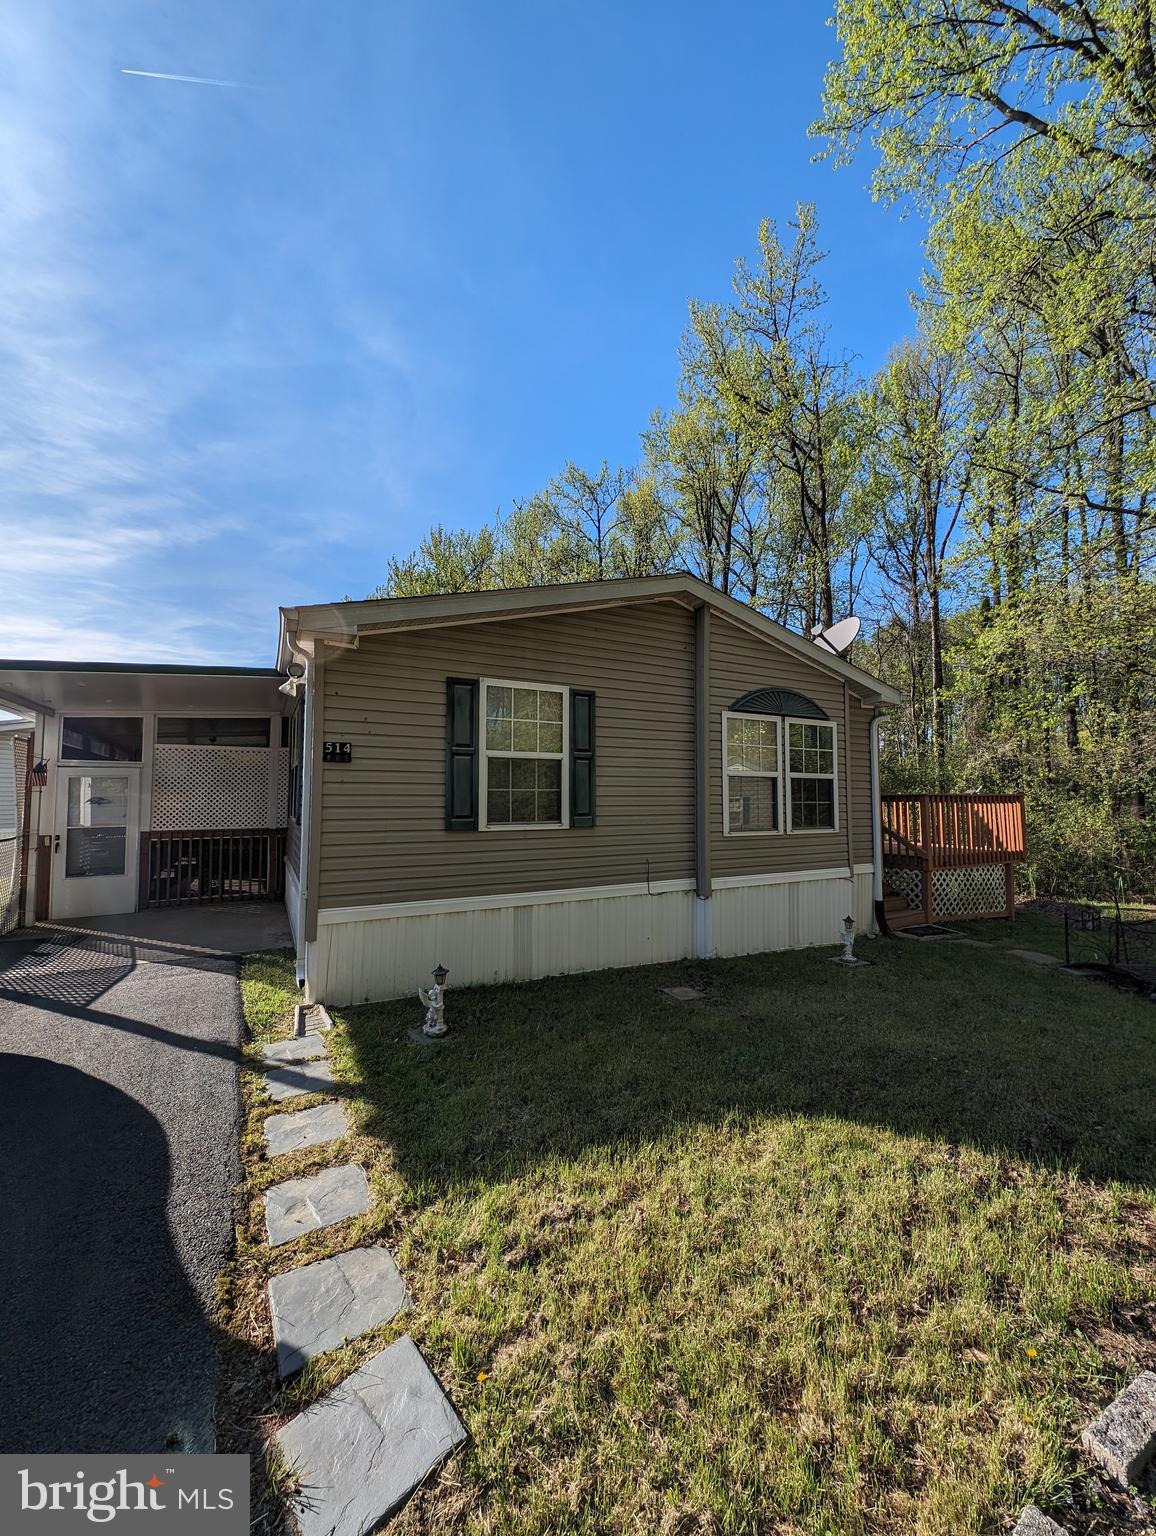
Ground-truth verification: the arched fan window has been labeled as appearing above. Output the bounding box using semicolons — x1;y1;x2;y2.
728;688;828;721
723;688;838;835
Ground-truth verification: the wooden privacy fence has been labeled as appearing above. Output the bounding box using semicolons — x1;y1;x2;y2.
140;829;285;909
880;793;1027;927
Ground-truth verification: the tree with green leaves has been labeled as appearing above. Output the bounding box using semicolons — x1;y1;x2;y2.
373;522;499;598
816;2;1156;207
689;204;868;630
864;337;970;781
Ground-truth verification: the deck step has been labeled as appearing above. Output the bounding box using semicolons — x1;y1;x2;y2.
885;906;928;931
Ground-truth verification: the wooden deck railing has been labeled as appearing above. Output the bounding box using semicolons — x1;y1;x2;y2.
140;829;286;909
880;793;1027;925
882;794;1027;863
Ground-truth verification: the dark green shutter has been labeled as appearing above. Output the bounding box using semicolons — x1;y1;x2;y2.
570;689;596;827
445;678;479;830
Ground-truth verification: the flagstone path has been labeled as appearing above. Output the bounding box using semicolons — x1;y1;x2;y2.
264;1057;339;1101
258;1029;464;1534
264;1101;350;1156
269;1247;410;1377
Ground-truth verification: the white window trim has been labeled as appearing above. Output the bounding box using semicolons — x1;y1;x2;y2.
785;716;839;834
479;676;570;831
721;710;783;837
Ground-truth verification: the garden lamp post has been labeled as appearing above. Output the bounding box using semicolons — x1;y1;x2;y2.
419;963;450;1037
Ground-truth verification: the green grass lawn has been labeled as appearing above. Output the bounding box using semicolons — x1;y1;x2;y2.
223;931;1156;1536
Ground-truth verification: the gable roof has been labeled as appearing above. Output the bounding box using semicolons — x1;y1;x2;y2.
279;572;904;705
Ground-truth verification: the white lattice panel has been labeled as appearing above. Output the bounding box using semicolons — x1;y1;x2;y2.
274;746;289;821
0;838;18;934
885;868;923;911
931;864;1006;917
151;747;287;832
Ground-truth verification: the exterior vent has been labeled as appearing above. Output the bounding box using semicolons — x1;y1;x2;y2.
729;688;829;720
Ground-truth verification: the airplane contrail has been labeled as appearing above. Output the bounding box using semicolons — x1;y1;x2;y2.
120;68;257;89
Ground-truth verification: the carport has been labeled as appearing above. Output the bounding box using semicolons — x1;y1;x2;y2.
0;660;292;929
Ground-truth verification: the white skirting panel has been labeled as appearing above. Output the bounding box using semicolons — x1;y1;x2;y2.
313;885;695;1005
309;864;879;1006
711;872;860;960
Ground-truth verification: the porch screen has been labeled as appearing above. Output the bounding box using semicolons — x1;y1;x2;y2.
157;717;270;746
62;717;142;762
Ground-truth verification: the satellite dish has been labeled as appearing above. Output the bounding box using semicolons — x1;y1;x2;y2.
811;616;861;657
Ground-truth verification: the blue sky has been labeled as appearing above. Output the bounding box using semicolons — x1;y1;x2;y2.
0;1;927;666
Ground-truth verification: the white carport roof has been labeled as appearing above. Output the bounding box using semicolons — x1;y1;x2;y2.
0;661;287;719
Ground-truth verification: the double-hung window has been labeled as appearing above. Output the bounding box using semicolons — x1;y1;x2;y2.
786;719;838;831
723;712;781;834
481;680;567;828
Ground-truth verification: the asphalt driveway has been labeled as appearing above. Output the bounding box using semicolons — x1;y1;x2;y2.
0;925;252;1453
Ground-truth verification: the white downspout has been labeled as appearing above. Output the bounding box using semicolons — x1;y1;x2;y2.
869;714;884;928
292;651;315;996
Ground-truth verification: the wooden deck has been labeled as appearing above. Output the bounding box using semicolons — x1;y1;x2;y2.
881;794;1027;928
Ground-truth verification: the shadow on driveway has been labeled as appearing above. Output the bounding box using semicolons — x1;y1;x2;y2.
0;925;267;1453
0;1055;214;1453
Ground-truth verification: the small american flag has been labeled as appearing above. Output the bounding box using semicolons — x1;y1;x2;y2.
29;760;48;788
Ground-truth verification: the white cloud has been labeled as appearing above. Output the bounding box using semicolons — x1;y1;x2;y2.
0;599;227;664
0;518;210;578
0;9;264;662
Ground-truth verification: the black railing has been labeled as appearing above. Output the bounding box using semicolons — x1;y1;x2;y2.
140;829;286;908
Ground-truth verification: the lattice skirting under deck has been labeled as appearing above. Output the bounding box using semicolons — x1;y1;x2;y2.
883;862;1008;919
883;867;923;912
931;863;1007;917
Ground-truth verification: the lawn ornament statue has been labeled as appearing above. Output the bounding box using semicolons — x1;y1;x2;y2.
837;915;856;964
418;963;450;1037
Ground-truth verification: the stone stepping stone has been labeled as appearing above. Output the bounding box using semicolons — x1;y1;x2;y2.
1081;1370;1156;1487
263;1033;329;1064
1014;1507;1068;1535
661;985;704;1002
269;1246;410;1377
264;1102;351;1158
263;1057;338;1102
265;1164;369;1247
277;1335;465;1536
1008;948;1061;967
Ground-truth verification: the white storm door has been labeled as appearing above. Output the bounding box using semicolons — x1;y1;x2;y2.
52;769;140;918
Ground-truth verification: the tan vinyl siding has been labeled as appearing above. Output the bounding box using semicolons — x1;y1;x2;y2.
848;705;874;865
710;614;874;877
317;601;695;907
